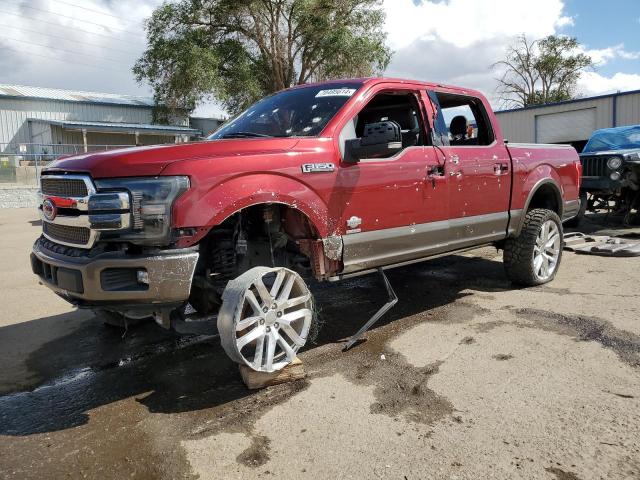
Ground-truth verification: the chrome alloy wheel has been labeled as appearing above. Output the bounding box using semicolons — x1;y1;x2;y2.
218;267;313;373
533;219;561;281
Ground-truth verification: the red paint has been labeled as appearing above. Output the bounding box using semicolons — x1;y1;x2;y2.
45;78;580;239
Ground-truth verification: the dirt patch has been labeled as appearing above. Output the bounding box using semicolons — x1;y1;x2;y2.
460;336;475;345
545;466;582;480
473;320;510;333
493;353;513;361
446;302;492;324
306;320;455;426
364;358;454;424
236;435;271;468
188;379;311;439
513;308;640;368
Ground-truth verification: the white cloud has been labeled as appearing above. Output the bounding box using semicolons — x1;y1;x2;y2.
0;0;160;96
578;72;640;95
383;0;568;49
582;44;640;65
1;0;638;116
383;0;571;103
383;0;640;105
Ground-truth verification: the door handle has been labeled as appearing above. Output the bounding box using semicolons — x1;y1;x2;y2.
427;165;445;177
426;165;446;188
493;163;509;175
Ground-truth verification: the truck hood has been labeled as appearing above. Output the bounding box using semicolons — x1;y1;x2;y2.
44;138;301;178
580;148;640;157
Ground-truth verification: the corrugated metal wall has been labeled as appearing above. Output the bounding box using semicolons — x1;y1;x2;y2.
189;117;223;137
616;92;640;126
495;91;640;144
0;97;189;146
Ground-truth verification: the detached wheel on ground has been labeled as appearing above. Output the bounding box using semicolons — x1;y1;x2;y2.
504;208;563;286
93;309;151;329
218;266;314;373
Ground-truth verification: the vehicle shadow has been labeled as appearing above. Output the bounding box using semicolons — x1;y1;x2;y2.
0;252;513;436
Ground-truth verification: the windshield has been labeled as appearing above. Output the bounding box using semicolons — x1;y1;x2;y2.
209;82;363;139
583;125;640;153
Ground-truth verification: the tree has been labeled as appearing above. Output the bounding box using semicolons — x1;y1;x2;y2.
493;35;594;108
134;0;392;121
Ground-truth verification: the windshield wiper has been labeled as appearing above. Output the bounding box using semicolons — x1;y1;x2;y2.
220;132;272;138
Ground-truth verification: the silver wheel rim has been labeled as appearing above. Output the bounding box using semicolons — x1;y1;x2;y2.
218;267;313;372
533;219;561;281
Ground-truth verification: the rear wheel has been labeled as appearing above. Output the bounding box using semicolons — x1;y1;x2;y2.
217;267;314;372
504;208;563;286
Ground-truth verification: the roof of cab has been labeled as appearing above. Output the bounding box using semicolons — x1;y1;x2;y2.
289;77;484;98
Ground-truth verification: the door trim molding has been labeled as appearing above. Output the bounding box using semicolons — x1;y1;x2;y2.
340;211;508;274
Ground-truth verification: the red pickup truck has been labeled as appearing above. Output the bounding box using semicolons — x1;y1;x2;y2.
31;78;581;372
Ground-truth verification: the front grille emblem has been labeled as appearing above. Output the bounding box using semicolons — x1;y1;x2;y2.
42;198;58;221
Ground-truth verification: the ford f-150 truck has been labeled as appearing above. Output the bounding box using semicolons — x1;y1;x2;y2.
31;78;581;373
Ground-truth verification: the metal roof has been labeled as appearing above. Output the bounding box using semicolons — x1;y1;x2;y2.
30;118;201;136
0;83;155;107
495;88;640;114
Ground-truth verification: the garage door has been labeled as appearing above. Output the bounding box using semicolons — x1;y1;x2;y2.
535;108;596;143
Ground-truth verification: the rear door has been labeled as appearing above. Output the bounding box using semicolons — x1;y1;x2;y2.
426;90;511;243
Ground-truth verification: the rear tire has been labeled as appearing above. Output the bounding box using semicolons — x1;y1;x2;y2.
504;208;563;286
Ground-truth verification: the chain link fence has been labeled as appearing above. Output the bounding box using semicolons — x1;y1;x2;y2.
0;143;134;207
0;143;135;186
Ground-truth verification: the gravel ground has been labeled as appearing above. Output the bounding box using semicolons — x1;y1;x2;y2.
0;186;39;208
0;208;639;480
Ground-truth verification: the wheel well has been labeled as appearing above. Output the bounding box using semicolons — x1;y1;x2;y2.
527;183;561;215
189;203;336;315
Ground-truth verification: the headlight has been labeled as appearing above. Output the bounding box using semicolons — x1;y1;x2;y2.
607;157;622;170
610;171;621;181
94;176;189;245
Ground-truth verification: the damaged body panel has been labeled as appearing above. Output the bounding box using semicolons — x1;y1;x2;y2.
31;77;581;372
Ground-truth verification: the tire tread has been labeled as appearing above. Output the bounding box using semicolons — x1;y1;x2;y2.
504;208;563;286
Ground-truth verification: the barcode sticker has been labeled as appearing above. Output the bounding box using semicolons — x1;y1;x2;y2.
315;88;357;98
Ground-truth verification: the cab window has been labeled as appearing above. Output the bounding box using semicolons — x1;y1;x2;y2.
429;91;494;146
339;91;427;159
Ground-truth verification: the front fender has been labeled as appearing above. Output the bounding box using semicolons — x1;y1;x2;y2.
173;173;330;237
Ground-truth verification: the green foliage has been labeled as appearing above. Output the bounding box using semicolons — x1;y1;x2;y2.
134;0;392;118
494;35;594;108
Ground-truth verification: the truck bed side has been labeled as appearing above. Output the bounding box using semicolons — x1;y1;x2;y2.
506;143;582;234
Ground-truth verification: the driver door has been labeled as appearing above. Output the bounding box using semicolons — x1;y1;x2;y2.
335;86;450;273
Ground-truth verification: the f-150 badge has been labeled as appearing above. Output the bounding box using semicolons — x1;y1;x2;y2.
301;163;335;173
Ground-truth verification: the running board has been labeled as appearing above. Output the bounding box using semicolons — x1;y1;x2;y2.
343;268;398;351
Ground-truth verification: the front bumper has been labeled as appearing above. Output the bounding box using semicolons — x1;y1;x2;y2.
31;238;199;307
581;176;620;194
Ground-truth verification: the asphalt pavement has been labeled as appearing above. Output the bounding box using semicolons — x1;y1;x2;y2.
0;208;639;480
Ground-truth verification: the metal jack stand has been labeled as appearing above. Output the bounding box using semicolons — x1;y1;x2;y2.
343;268;398;351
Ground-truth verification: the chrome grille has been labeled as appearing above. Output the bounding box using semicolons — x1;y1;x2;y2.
581;156;608;177
43;222;91;246
41;177;88;197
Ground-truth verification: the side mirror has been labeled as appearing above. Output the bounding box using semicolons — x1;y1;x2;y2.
344;121;403;163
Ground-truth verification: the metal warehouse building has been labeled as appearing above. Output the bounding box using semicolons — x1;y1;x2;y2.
0;84;210;159
495;89;640;152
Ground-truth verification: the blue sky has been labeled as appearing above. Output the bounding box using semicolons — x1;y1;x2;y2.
562;0;640;78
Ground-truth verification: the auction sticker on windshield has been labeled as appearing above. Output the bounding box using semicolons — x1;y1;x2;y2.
315;88;357;98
